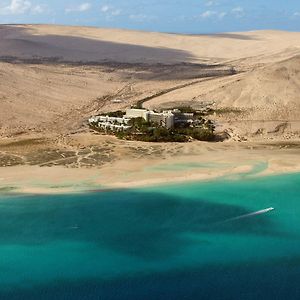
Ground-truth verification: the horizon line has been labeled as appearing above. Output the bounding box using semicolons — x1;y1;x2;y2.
1;22;299;35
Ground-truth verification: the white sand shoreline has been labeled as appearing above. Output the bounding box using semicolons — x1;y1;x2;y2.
1;145;300;195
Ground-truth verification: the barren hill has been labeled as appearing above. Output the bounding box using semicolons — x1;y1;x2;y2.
1;25;300;65
146;55;300;111
205;55;300;109
0;24;300;140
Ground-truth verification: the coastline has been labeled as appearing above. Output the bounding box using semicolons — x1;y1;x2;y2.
1;141;300;195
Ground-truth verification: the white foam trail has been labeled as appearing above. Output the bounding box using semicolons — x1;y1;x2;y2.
67;225;79;230
223;207;275;223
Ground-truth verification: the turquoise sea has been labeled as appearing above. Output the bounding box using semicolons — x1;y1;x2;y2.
0;173;300;299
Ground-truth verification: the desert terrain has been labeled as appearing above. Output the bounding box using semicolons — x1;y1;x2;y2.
0;24;300;192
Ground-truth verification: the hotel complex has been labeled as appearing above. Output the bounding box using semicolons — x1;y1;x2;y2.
89;108;195;131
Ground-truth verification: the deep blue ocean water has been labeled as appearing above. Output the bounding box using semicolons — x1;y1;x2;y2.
0;173;300;299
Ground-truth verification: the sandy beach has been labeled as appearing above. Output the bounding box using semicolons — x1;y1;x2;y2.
1;135;300;195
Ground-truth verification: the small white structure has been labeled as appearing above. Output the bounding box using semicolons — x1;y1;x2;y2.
111;99;124;104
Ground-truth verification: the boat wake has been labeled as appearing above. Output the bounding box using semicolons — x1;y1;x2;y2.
222;207;275;223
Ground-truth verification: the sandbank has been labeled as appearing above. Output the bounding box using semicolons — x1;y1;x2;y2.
1;140;300;195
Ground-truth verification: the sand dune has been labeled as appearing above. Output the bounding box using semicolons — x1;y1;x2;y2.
204;55;300;109
1;25;300;64
146;55;300;112
0;24;300;139
0;62;124;135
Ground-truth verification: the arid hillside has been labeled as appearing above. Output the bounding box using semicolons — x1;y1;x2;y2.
145;55;300;112
1;25;300;64
201;55;300;110
0;24;300;140
0;62;121;135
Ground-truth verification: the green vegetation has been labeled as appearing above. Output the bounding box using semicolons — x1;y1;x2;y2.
133;128;189;143
175;106;196;113
1;138;46;148
168;106;244;117
168;106;211;117
209;107;243;115
0;187;16;193
114;125;215;143
106;110;125;118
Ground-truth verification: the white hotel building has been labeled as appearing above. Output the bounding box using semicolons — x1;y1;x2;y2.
89;108;193;131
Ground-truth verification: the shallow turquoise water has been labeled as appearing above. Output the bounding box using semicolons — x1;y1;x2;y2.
0;173;299;299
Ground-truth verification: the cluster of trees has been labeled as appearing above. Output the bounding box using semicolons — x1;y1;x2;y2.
175;106;197;114
106;110;125;118
170;106;213;117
